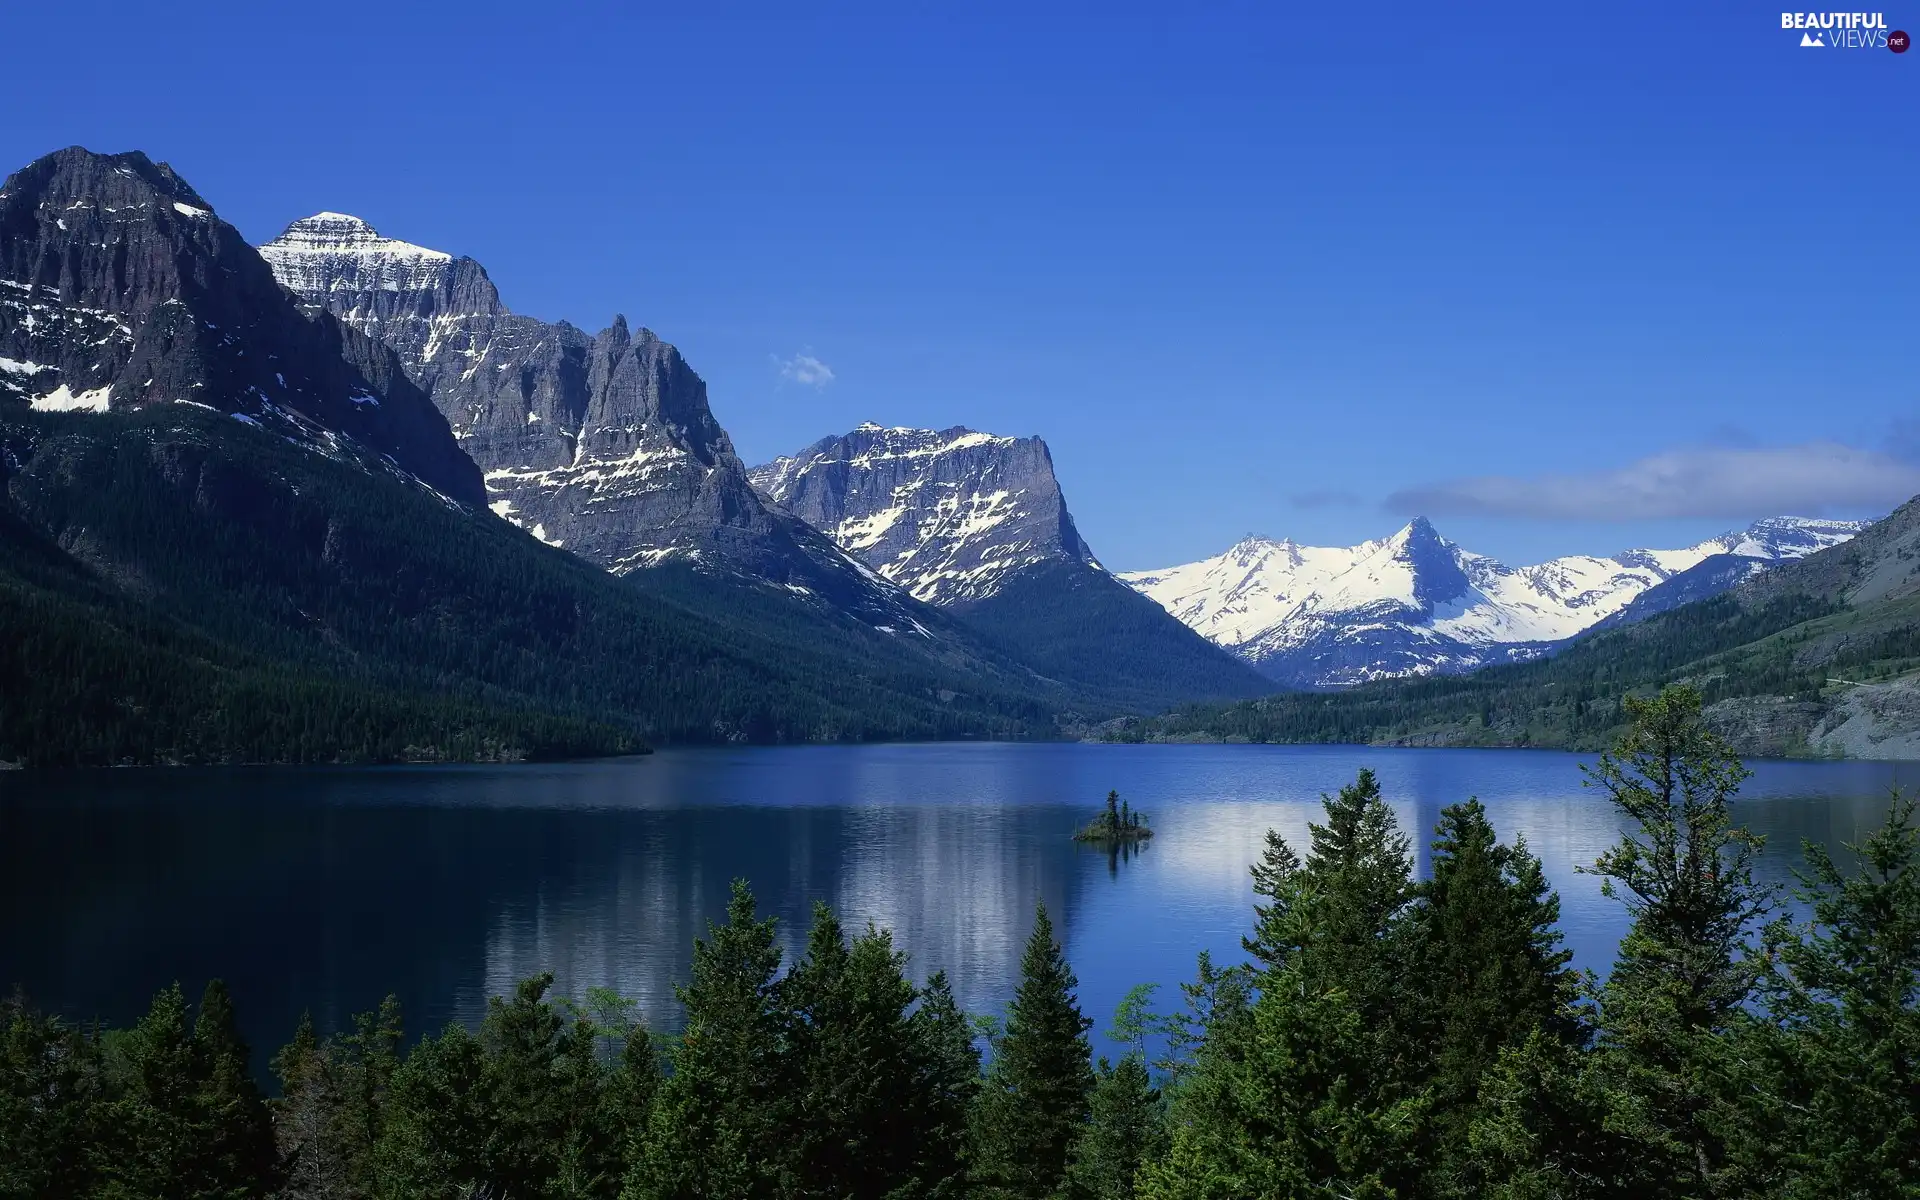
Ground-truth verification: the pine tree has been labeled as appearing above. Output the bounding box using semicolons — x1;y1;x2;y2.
100;982;202;1198
908;970;980;1198
272;1011;351;1200
970;902;1096;1200
603;1025;661;1184
1455;1028;1626;1200
1585;685;1774;1198
625;879;794;1200
1734;790;1920;1197
1414;799;1583;1167
191;979;278;1198
1242;828;1304;971
1069;1054;1166;1199
0;993;106;1199
372;1022;489;1200
1137;964;1416;1200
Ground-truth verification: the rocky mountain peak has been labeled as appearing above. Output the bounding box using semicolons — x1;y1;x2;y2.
0;147;482;504
750;424;1098;606
260;214;920;623
1123;515;1868;688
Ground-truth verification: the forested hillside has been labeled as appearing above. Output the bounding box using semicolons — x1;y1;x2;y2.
0;407;1060;766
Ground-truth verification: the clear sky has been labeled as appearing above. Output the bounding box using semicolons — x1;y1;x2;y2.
5;1;1914;570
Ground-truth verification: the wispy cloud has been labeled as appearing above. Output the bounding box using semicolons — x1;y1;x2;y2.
1289;489;1362;510
1385;442;1920;521
779;351;835;389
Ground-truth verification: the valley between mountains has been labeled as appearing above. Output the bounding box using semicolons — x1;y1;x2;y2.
1;146;1911;764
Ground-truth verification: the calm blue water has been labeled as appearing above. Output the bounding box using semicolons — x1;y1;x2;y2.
1;744;1912;1069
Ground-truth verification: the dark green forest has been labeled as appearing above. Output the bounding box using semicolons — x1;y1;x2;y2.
6;687;1916;1198
0;408;1071;766
1102;589;1920;754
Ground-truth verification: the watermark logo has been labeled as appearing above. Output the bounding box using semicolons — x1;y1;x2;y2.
1781;11;1903;48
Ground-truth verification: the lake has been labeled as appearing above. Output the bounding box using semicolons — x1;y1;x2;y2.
2;743;1913;1069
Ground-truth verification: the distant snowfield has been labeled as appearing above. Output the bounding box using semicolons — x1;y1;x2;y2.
1121;516;1869;685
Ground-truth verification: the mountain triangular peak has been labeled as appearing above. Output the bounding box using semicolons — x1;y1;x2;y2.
1121;516;1868;687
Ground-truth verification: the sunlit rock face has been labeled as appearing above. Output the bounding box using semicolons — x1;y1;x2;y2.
262;215;915;613
750;423;1100;605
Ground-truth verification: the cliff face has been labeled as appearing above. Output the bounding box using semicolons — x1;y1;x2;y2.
749;423;1099;605
753;423;1273;710
261;213;917;618
0;150;481;504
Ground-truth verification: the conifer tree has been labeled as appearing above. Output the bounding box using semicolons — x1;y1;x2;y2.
1069;1054;1167;1200
191;979;277;1197
1413;799;1582;1161
1138;965;1416;1200
373;1022;489;1199
603;1025;661;1182
1733;790;1920;1196
0;993;106;1199
1585;685;1773;1198
625;880;793;1200
909;970;981;1198
784;902;939;1198
970;902;1096;1200
104;981;202;1198
1242;829;1305;971
273;1011;350;1200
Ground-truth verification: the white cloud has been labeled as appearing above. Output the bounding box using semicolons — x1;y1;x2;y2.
779;352;835;389
1385;442;1920;520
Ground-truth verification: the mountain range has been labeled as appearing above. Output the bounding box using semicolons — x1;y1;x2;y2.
0;145;1906;763
1121;516;1868;688
1104;496;1920;759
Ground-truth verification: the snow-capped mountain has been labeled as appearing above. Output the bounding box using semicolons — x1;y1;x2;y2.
751;424;1272;708
749;423;1100;605
259;214;916;621
1122;516;1869;688
0;151;480;504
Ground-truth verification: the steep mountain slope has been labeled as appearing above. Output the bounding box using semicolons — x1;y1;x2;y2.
1101;501;1920;758
1122;516;1866;688
258;214;915;627
0;404;1057;765
0;149;480;504
0;148;1084;765
750;423;1272;710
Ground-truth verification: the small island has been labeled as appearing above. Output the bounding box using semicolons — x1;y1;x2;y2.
1073;789;1154;844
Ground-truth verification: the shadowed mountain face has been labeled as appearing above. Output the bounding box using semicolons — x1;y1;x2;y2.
752;424;1273;711
258;215;907;619
0;150;481;505
1123;516;1869;688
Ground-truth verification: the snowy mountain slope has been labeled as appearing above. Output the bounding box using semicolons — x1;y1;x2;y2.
1122;516;1869;688
259;214;925;627
751;424;1272;708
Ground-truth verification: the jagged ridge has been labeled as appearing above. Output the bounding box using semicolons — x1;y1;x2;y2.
1122;516;1868;688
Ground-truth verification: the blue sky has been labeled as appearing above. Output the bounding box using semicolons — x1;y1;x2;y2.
5;1;1914;569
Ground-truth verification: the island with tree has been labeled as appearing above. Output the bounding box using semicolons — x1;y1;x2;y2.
1072;789;1153;844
